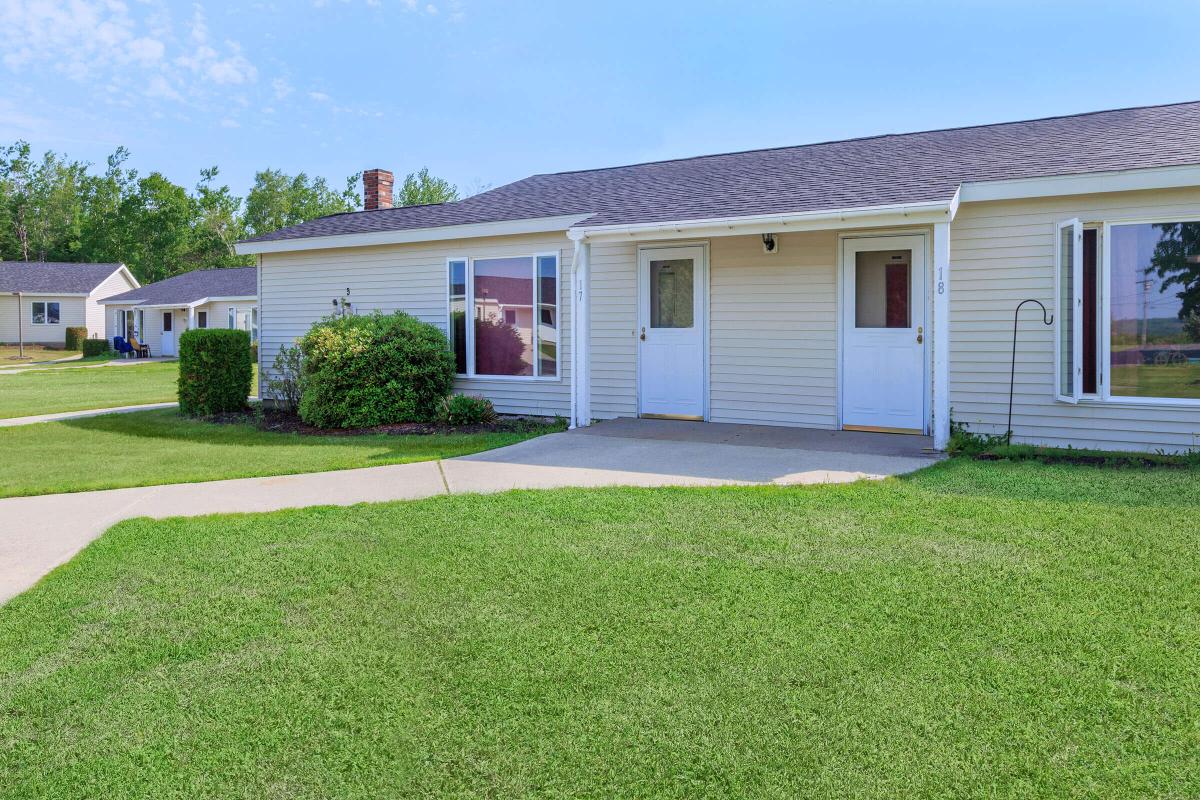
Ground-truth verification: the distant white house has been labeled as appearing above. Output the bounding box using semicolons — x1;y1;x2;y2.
100;267;258;357
0;261;138;346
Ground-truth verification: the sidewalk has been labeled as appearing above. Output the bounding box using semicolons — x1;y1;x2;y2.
0;402;179;427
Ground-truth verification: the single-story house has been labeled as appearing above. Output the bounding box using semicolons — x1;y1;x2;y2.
236;101;1200;453
100;267;258;357
0;261;139;346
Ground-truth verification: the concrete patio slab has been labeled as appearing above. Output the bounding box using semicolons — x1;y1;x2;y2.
0;420;943;605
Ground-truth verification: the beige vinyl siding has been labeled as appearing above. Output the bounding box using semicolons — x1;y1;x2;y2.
84;268;137;340
0;295;86;345
950;186;1200;453
258;232;572;417
709;232;838;428
588;232;841;427
588;240;638;418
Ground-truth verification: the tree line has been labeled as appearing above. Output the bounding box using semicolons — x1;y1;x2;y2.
0;141;458;284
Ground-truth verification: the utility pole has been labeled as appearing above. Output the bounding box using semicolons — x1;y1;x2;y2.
13;292;27;360
1139;278;1154;347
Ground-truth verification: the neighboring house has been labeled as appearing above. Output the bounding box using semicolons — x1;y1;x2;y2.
237;102;1200;453
0;261;139;346
100;267;258;357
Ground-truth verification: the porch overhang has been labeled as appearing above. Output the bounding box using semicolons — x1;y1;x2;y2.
566;192;960;243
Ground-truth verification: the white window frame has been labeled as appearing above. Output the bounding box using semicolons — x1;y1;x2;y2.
445;252;561;381
197;310;208;329
31;300;59;325
1055;218;1083;403
1098;215;1200;408
228;306;236;329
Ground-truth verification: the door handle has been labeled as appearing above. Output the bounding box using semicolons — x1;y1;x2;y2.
639;327;646;341
916;326;924;344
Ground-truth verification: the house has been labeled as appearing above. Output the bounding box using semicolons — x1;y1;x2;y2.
100;267;258;357
0;261;139;346
236;101;1200;453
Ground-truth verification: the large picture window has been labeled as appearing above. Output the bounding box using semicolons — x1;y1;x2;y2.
447;253;559;378
1109;221;1200;400
1057;217;1200;404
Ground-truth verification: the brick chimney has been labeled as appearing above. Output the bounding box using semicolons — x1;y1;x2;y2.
362;168;393;211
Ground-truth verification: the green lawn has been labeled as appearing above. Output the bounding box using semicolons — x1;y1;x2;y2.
0;361;181;418
1111;362;1200;399
0;408;559;497
1;459;1197;797
0;345;80;364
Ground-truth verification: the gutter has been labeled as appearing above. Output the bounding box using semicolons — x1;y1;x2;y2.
568;197;959;242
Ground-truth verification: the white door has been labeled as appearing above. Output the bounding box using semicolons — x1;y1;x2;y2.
638;246;706;419
841;235;927;433
160;311;175;357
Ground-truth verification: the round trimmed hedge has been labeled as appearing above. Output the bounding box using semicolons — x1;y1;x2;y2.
298;311;456;428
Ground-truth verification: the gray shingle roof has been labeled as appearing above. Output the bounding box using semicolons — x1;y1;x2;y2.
0;261;127;293
241;101;1200;245
101;267;256;306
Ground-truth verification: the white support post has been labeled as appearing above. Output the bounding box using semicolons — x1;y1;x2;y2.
187;305;196;331
932;222;951;450
572;238;592;428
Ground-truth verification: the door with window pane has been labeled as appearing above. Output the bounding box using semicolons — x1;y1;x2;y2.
841;235;927;432
638;246;705;419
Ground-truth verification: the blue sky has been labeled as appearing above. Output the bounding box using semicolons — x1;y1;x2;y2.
2;0;1199;198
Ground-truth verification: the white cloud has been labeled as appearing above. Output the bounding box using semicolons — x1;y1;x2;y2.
220;118;240;128
0;0;258;111
308;91;331;102
272;77;294;100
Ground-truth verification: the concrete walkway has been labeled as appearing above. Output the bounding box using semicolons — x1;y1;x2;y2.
0;421;941;604
0;402;179;427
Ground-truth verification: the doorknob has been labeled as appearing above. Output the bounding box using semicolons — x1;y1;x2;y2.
639;327;646;341
916;325;924;344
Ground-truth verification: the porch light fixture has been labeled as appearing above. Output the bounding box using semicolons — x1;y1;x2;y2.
762;233;779;254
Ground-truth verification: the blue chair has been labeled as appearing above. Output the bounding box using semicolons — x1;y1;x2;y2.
113;336;135;358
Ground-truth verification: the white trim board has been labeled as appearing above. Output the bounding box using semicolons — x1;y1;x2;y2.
960;163;1200;203
571;200;957;243
235;214;591;255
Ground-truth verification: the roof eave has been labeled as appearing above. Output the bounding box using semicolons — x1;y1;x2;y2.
235;213;593;255
960;163;1200;203
567;197;960;243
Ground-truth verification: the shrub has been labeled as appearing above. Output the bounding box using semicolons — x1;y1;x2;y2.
298;311;455;428
266;344;305;414
249;343;258;363
440;394;497;426
81;338;111;357
474;317;528;375
178;328;253;416
64;327;88;350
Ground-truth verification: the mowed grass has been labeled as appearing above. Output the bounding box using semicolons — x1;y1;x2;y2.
0;408;559;497
1;459;1197;798
0;361;181;418
0;345;81;364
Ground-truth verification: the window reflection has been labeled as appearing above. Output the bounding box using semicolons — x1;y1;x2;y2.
1110;221;1200;399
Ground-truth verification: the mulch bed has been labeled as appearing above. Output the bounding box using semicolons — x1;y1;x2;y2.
204;409;562;437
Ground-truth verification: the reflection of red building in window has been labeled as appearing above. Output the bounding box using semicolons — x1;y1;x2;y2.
885;263;910;328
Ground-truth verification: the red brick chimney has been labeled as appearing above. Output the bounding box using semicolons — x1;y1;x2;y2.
362;168;393;211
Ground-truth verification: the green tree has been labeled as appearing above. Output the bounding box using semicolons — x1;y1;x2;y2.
243;169;359;236
121;172;195;283
396;167;458;207
0;142;87;262
79;147;138;264
192;167;251;269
